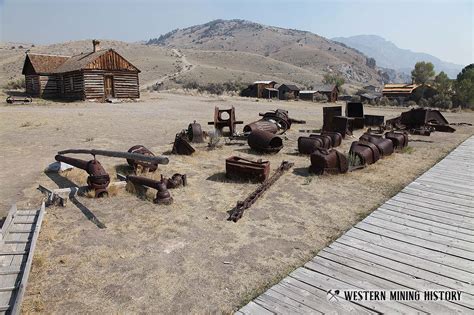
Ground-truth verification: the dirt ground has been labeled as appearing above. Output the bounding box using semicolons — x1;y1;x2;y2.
0;92;473;313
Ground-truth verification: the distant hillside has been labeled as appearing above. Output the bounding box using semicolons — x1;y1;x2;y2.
332;35;463;79
147;19;383;87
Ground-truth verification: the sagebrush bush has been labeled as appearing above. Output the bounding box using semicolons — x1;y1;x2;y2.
182;80;247;95
3;78;25;90
313;92;328;102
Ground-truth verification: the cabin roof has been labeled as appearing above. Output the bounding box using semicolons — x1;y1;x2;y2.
253;80;276;84
23;49;140;75
22;54;70;75
277;84;299;91
382;84;419;94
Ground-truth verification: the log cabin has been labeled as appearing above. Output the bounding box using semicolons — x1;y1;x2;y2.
313;84;339;102
276;84;300;100
240;80;277;98
22;40;140;101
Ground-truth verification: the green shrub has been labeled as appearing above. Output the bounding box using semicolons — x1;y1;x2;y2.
418;98;430;107
430;94;452;109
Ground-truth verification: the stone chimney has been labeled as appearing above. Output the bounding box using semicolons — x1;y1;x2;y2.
92;40;100;52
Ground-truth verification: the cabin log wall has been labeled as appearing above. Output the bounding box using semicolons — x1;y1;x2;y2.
25;75;40;96
83;70;139;99
61;71;85;100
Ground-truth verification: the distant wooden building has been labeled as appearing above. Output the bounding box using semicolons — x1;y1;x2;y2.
314;84;339;102
241;80;277;98
382;84;437;102
276;84;300;100
363;85;380;92
22;40;140;101
299;90;319;102
360;93;381;104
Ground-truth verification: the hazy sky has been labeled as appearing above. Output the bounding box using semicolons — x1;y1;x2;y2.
1;0;472;65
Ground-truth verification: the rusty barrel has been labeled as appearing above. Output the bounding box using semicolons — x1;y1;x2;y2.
309;134;332;148
359;134;394;156
298;136;324;154
321;131;342;147
385;131;409;149
243;120;279;134
310;148;348;175
127;175;173;205
127;145;158;172
349;141;380;165
248;129;283;153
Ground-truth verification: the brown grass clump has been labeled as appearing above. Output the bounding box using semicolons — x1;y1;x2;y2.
61;168;88;186
401;146;415;154
20;121;33;128
32;253;46;269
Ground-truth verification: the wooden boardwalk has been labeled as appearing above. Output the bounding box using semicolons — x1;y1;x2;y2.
238;136;474;314
0;202;45;314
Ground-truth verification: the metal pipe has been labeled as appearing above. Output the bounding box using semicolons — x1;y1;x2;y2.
126;175;173;205
54;155;110;197
57;149;169;165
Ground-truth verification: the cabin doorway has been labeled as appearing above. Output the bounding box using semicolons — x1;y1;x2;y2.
104;75;114;98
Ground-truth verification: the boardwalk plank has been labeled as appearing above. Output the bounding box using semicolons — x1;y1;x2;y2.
408;181;474;199
240;301;274;315
361;216;474;250
401;187;474;208
315;250;474;312
270;282;326;314
417;176;473;191
306;259;455;314
290;268;409;314
280;278;375;314
343;230;474;273
386;199;474;224
393;192;473;213
326;242;474;296
371;211;474;240
263;289;321;314
255;292;308;314
353;224;474;261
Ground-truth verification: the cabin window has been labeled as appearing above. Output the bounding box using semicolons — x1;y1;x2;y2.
69;77;74;91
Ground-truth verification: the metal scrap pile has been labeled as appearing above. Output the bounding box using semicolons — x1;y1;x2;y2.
386;108;456;135
54;147;170;198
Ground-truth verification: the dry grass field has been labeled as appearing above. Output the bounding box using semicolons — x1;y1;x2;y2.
0;92;473;313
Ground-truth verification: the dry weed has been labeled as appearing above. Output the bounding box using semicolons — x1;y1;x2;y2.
20;121;33;127
32;253;46;269
62;168;88;185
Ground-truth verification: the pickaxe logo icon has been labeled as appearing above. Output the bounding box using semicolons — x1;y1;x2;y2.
327;289;340;302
